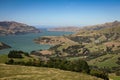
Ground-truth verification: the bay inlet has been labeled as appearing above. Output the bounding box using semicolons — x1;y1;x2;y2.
0;30;73;54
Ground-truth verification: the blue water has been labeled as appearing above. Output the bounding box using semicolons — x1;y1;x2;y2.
0;30;73;54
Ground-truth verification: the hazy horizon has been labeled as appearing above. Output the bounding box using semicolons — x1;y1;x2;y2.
0;0;120;27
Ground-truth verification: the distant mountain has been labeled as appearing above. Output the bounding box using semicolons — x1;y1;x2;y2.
0;42;11;50
47;27;80;32
0;21;40;36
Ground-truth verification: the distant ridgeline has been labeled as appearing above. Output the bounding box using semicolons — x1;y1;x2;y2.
47;20;120;32
47;27;80;32
82;20;120;30
0;21;40;36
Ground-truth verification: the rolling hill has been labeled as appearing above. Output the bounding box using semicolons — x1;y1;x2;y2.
88;53;120;68
33;21;120;70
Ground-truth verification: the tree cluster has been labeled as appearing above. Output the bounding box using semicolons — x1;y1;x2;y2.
6;57;90;74
62;45;88;56
8;50;29;58
6;50;110;80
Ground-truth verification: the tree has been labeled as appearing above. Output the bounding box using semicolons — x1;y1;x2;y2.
70;59;90;73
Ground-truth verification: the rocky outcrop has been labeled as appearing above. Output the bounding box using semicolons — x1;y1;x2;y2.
0;42;11;50
0;21;40;36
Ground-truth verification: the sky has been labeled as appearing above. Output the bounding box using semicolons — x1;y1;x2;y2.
0;0;120;27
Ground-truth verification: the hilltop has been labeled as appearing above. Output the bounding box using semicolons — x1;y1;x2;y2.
0;21;40;36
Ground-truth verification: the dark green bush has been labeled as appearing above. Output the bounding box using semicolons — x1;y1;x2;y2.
90;69;109;80
115;71;120;76
8;50;23;58
8;50;30;58
6;58;14;64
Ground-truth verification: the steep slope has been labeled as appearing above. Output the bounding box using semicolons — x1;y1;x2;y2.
0;21;40;36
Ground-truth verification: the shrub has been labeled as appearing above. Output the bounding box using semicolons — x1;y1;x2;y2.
90;69;109;80
115;71;120;76
68;59;90;73
45;58;90;73
6;58;14;64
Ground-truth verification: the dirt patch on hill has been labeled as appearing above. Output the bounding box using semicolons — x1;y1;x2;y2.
39;50;52;55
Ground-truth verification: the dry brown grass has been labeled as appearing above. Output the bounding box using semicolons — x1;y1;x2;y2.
0;64;103;80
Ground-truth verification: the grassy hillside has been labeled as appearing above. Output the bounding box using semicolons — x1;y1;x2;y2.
0;54;9;63
109;73;120;80
0;53;37;64
33;22;120;58
88;53;120;68
0;64;103;80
